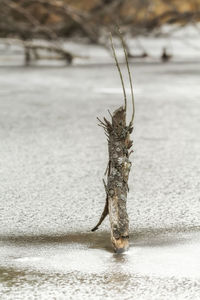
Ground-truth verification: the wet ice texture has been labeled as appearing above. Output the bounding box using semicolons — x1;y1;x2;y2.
0;31;200;299
0;231;200;300
0;60;199;235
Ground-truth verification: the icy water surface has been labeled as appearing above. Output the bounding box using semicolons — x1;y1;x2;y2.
0;36;200;299
0;229;200;299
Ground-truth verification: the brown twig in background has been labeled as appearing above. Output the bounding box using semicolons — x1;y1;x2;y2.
0;0;200;64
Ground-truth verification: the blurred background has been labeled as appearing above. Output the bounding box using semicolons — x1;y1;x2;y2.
1;0;200;65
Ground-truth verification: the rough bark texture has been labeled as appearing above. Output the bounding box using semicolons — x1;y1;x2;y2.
92;106;133;253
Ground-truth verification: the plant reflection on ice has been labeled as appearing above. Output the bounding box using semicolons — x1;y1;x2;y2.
0;227;200;278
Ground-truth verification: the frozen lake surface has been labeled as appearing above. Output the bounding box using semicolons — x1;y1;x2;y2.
0;32;200;299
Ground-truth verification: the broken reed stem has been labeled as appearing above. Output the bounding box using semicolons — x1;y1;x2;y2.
92;31;134;253
92;108;133;253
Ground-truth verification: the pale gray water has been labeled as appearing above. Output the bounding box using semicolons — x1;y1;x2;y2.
0;33;200;299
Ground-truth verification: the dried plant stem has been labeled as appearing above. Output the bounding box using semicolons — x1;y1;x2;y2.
92;106;133;253
109;33;127;112
117;27;135;125
92;32;134;253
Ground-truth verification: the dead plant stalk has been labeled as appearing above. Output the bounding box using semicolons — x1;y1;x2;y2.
92;31;135;253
